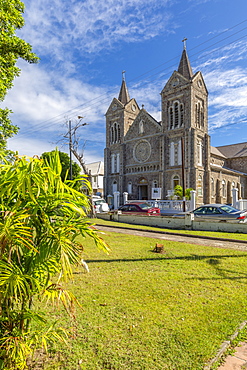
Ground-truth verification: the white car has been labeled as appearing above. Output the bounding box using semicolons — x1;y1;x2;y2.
92;196;110;213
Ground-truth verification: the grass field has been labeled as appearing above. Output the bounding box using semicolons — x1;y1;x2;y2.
32;228;247;370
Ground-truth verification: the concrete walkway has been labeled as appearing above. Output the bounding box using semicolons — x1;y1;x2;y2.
218;342;247;369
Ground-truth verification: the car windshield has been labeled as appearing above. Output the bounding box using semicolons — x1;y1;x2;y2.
137;203;152;210
219;205;239;214
94;200;106;205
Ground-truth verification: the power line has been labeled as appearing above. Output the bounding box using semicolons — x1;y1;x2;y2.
9;18;247;140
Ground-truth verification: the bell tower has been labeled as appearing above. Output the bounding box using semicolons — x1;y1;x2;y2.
104;73;139;197
161;41;211;203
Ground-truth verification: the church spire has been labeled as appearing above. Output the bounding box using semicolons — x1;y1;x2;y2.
118;71;130;105
177;38;193;80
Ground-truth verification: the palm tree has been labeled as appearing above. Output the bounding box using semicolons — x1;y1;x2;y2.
0;150;109;370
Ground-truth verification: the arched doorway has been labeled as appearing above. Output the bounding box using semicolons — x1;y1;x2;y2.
138;178;148;200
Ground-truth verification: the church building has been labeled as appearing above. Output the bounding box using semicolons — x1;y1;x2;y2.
104;45;247;206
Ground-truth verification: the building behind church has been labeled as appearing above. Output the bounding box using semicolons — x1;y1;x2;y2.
104;46;247;206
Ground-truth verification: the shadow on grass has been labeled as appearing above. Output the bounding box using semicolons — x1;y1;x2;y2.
83;254;247;281
86;253;247;263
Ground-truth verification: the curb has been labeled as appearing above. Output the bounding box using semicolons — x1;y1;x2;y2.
203;321;247;369
95;223;247;244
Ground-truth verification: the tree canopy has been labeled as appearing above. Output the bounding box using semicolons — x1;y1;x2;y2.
41;150;83;190
0;0;39;154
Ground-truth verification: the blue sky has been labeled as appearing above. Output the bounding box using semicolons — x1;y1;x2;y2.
3;0;247;163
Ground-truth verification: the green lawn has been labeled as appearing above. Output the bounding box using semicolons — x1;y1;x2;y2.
33;230;247;370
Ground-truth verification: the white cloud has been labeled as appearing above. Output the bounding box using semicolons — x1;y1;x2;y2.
20;0;173;59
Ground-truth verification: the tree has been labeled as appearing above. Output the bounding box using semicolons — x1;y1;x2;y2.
173;185;194;200
41;150;82;190
0;0;39;154
0;150;109;369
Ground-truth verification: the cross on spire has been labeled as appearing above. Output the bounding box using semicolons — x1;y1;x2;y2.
182;37;187;50
122;70;126;81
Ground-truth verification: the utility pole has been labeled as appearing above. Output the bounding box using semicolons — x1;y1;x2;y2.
69;120;73;180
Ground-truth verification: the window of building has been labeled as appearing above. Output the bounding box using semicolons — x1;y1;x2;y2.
116;153;120;173
139;120;144;134
152;180;158;188
170;140;182;166
111;154;115;173
117;124;120;142
112;181;117;194
198;175;203;196
180;104;184;126
169;100;184;130
197;140;203;166
211;178;214;194
114;123;117;143
172;175;180;189
127;182;132;194
222;180;226;198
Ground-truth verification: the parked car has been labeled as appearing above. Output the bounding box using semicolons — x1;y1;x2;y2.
118;202;160;215
92;196;110;213
186;204;247;223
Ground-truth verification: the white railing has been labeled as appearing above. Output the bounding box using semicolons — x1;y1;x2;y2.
237;199;247;211
126;199;191;212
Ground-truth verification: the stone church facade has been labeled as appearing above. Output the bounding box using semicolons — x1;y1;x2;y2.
104;46;247;206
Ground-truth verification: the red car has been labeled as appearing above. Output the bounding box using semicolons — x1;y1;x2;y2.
118;202;160;215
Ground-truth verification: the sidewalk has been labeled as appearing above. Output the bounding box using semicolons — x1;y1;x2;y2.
217;342;247;369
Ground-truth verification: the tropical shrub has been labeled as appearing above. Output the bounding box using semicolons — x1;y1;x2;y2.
0;150;109;370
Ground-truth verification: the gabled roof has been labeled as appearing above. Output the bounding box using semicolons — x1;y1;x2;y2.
85;161;104;176
177;49;193;80
216;142;247;158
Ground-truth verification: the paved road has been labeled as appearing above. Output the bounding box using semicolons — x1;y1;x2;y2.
96;224;247;251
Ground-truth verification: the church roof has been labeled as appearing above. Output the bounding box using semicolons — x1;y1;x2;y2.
177;49;193;80
118;79;130;105
211;146;226;158
216;142;247;158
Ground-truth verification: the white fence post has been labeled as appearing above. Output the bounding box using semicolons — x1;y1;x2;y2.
107;194;113;209
113;191;120;210
232;188;239;209
190;190;196;211
123;192;128;205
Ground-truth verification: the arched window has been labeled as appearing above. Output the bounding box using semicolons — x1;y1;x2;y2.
112;181;117;194
139;120;144;134
174;102;179;128
169;101;184;130
111;126;114;143
111;154;115;173
117;125;120;142
180;104;184;126
114;123;117;143
169;107;173;129
127;182;132;194
222;180;226;198
172;175;180;189
197;140;203;166
211;178;214;194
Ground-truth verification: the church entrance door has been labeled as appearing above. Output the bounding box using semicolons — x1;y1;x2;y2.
138;178;148;200
138;185;148;200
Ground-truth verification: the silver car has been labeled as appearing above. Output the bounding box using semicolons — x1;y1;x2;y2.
192;204;247;223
